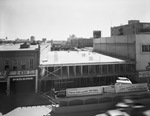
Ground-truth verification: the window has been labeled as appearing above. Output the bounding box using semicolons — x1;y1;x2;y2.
102;65;107;74
29;59;34;69
21;59;26;70
4;60;10;70
12;59;17;70
115;64;120;73
142;45;150;52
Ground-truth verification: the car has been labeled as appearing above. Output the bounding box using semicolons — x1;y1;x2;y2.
95;109;130;116
115;77;132;86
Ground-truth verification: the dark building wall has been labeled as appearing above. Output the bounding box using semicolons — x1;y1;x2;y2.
111;20;150;36
77;39;93;48
0;50;39;71
93;31;101;38
39;62;136;92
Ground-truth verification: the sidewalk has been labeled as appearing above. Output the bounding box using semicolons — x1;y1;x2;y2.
0;92;51;115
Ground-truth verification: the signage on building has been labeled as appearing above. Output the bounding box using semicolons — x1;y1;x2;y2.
56;90;66;97
139;71;150;78
0;71;6;78
9;70;36;76
12;77;33;81
115;83;148;93
66;86;103;97
103;85;116;93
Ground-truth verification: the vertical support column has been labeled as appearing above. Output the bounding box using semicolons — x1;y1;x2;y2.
81;65;83;76
44;81;47;92
61;66;62;77
67;66;69;76
100;65;102;74
74;66;76;77
35;70;38;93
88;65;89;75
38;80;41;91
6;77;10;95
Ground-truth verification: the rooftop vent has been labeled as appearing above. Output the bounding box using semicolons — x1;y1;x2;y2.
31;41;37;45
20;42;30;49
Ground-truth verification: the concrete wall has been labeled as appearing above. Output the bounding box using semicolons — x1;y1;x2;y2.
136;34;150;71
52;91;150;114
93;35;136;60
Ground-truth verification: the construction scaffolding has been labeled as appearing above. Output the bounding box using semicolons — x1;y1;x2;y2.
39;62;136;92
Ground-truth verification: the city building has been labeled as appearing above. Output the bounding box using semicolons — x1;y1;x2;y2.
15;38;30;43
39;48;135;94
111;20;150;36
93;30;101;38
93;33;150;83
67;37;93;48
39;45;136;115
0;43;40;95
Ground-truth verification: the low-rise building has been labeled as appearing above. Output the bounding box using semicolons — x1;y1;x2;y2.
93;33;150;83
0;43;40;95
39;49;135;94
111;20;150;36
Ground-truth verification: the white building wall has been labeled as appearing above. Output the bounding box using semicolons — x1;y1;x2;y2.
93;35;136;60
136;34;150;71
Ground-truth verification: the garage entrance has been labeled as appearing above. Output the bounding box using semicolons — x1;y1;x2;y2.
10;76;35;94
0;82;7;94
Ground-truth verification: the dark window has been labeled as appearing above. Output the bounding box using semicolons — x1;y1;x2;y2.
102;65;107;74
108;64;114;73
29;59;34;69
142;45;150;52
115;64;120;73
12;59;17;70
4;60;9;70
120;64;125;72
21;59;26;70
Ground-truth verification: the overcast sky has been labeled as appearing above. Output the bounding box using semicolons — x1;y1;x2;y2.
0;0;150;40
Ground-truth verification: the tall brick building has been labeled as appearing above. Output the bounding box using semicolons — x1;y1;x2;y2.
111;20;150;36
0;43;39;95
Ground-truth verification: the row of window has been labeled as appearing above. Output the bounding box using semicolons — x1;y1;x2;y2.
3;59;34;71
40;75;134;92
142;45;150;52
42;63;135;78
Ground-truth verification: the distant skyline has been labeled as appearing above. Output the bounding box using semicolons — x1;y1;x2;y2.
0;0;150;40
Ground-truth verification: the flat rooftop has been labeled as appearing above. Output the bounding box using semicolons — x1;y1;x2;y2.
40;51;127;66
0;44;39;51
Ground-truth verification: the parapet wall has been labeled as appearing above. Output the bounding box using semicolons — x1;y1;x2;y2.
93;35;136;60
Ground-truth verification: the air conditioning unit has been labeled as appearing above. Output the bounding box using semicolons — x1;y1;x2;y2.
20;42;30;49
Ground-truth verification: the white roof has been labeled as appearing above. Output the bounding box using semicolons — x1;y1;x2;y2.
0;44;38;51
40;51;125;66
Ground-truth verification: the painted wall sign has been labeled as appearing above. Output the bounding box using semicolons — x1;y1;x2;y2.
139;71;150;77
66;86;103;97
12;77;33;81
56;90;66;97
103;85;116;93
115;83;148;93
9;70;36;76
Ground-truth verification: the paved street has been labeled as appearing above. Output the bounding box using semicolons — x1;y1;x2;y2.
0;92;51;115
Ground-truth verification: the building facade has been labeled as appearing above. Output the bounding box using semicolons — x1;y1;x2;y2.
93;33;150;82
0;43;39;95
111;20;150;36
38;49;135;94
69;38;93;48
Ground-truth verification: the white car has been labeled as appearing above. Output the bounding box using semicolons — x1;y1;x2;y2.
115;77;132;86
95;109;130;116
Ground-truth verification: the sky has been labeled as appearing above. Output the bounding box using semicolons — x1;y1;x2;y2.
0;0;150;40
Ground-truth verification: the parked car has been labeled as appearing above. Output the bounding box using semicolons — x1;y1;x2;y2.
115;77;132;86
